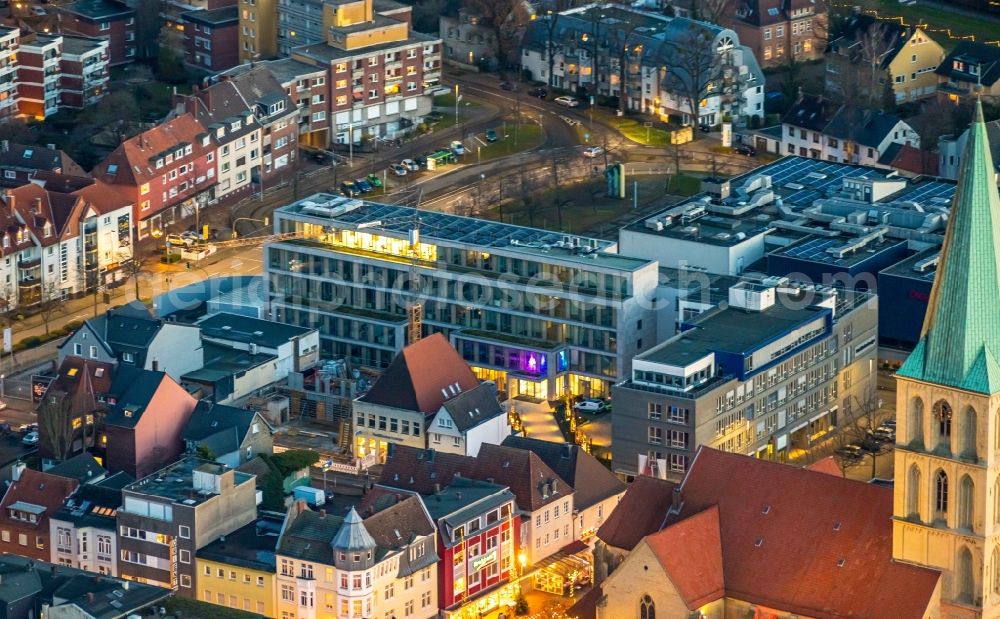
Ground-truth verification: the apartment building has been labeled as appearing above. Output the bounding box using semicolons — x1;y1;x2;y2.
265;196;660;399
275;498;438;619
50;471;133;576
0;28;18;121
729;0;828;67
16;32;111;120
0;468;79;562
59;35;111;110
266;58;331;149
58;0;136;66
238;0;278;62
92;113;215;238
196;517;281;616
160;0;238;58
520;5;765;127
612;279;878;481
116;457;258;594
183;6;240;73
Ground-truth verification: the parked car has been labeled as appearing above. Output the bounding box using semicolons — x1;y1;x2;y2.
582;146;604;158
22;431;38;446
366;173;383;188
340;181;361;197
354;178;373;193
554;96;579;107
450;140;466;155
528;87;547;99
401;159;419;172
698;122;712;133
415;154;430;168
573;398;608;413
165;232;198;247
485;129;498;143
835;444;863;460
735;144;757;156
391;163;409;176
882;418;896;429
500;81;516;91
0;399;8;411
873;424;896;442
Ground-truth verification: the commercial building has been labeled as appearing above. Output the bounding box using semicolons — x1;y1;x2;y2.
58;0;136;66
619;156;960;349
116;457;258;594
265;195;659;399
49;471;133;576
196;516;281;616
612;278;877;480
520;5;765;127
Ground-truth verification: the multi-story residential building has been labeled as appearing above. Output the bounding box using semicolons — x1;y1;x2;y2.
275;497;438;619
520;5;765;127
277;59;332;149
0;144;88;185
781;93;920;164
56;34;110;110
0;27;20;121
826;14;944;104
728;0;828;67
160;0;238;58
180;85;262;201
49;471;133;576
612;278;878;481
182;6;240;73
182;402;274;467
200;66;299;185
501;436;625;544
277;0;326;55
265;196;660;398
116;457;258;594
424;477;518;618
354;334;508;461
91;113;215;238
18;34;63;120
935;41;1000;101
285;0;442;144
59;0;137;66
0;468;79;562
196;516;281;616
238;0;278;62
439;6;506;71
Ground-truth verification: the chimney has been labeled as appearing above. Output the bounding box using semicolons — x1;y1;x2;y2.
4;188;13;211
670;486;683;514
319;509;326;518
1;140;7;152
433;483;441;494
151;359;158;371
87;592;94;603
122;580;129;590
32;197;41;213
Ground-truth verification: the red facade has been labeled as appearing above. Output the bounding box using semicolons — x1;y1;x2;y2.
182;7;239;73
438;513;519;611
59;0;136;66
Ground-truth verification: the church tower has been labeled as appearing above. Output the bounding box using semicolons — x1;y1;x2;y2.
894;101;1000;618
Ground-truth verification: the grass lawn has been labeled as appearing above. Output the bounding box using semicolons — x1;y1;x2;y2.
433;93;479;108
588;108;676;146
475;123;544;162
665;173;703;196
870;0;999;47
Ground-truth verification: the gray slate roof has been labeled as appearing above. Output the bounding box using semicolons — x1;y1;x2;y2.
105;366;167;428
438;384;504;432
46;453;106;484
183;402;264;457
331;507;377;552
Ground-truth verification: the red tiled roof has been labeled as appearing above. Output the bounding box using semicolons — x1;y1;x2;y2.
360;333;479;415
567;585;602;619
0;469;79;529
888;144;940;176
92;113;208;189
645;505;724;609
805;456;843;477
596;475;675;551
670;448;940;618
378;444;477;494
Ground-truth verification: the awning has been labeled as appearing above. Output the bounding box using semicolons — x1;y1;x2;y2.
530;540;592;579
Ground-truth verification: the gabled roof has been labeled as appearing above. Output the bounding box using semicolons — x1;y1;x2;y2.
935;41;1000;87
89;301;162;364
734;0;827;27
644;505;725;609
828;13;913;70
362;494;439;571
216;66;297;127
0;143;87;177
782;93;837;132
46;454;106;484
104;366;168;428
475;443;569;512
436;384;504;433
360;333;479;415
91;113;208;189
596;475;675;550
182;401;267;456
0;469;79;530
378;445;477;494
824;105;905;148
898;102;1000;394
663;448;940;618
878;142;939;176
501;436;625;510
278;508;345;563
42;357;114;424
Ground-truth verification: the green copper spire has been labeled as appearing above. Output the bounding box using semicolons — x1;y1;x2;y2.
897;101;1000;394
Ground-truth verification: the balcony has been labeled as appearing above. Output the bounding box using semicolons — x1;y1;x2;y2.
18;276;40;289
17;257;40;270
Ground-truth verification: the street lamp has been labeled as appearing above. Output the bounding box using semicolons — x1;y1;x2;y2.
454;83;460;125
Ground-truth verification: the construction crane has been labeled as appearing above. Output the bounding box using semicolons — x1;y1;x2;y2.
354;212;424;345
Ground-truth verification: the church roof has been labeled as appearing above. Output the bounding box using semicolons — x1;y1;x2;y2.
897;101;1000;395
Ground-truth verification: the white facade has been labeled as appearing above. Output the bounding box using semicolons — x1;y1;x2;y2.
426;408;511;457
618;226;767;275
50;517;118;576
209;114;261;200
781;119;920;165
521;488;575;565
145;322;204;380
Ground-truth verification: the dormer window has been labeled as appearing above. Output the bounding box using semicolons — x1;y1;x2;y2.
155;159;163;169
43;222;51;238
106;164;118;175
231;120;241;131
184;145;192;156
22;149;32;159
2;235;9;248
124;410;133;418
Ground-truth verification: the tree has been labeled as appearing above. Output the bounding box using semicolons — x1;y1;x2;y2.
542;11;561;89
270;449;320;477
412;0;447;34
833;387;888;479
89;91;139;127
37;281;61;336
687;0;735;26
608;22;643;115
0;119;36;146
662;27;726;130
156;46;188;84
39;389;74;461
135;0;164;60
467;0;531;73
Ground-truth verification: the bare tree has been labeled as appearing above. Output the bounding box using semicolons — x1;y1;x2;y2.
517;170;543;227
832;387;888;479
134;0;164;60
38;389;74;461
37;281;61;336
608;22;643;115
467;0;531;73
687;0;736;26
662;27;725;130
